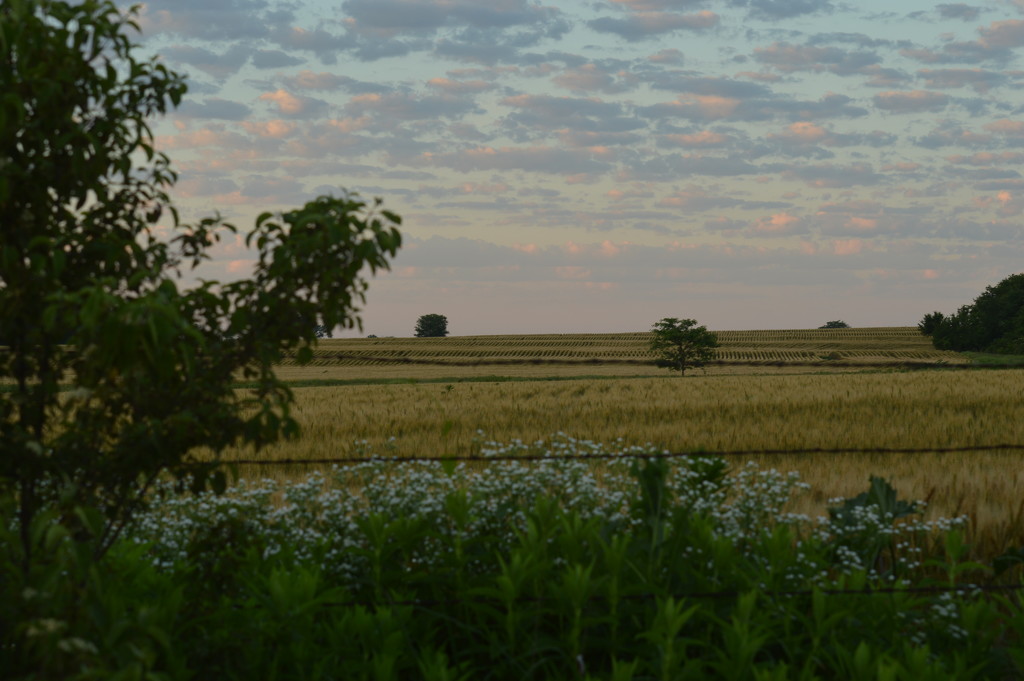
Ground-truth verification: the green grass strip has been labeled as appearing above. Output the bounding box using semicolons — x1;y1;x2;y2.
965;351;1024;366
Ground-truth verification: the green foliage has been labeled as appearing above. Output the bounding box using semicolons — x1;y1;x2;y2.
649;317;719;375
918;311;945;336
415;313;449;338
819;320;850;329
2;447;1014;679
0;495;186;680
826;476;920;579
0;1;400;675
925;273;1024;354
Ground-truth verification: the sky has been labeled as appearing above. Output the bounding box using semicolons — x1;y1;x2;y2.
129;0;1024;336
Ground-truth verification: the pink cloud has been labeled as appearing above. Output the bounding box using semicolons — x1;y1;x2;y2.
426;77;495;94
658;95;741;120
946;151;1024;165
259;90;306;115
832;239;863;255
551;64;625;92
771;121;828;144
846;217;878;232
979;19;1024;48
688;95;740;119
226;259;254;274
600;240;622;257
242;120;296;138
984;119;1024;136
286;71;345;90
605;187;654;202
753;212;803;235
327;117;371;132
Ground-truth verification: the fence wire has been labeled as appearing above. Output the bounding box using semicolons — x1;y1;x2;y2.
215;443;1024;467
306;353;1024;370
213;357;1024;607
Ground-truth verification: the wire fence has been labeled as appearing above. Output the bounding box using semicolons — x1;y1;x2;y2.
214;356;1024;606
205;441;1024;607
303;353;1024;370
215;443;1024;467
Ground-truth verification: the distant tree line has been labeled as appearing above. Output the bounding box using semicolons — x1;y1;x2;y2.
919;273;1024;354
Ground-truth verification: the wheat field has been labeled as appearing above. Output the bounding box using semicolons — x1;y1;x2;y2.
270;326;965;382
212;328;1024;552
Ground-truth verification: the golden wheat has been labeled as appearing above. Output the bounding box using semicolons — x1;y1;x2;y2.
218;368;1024;549
213;327;1024;555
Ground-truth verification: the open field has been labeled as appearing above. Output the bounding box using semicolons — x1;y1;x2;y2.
270;326;966;382
215;328;1024;554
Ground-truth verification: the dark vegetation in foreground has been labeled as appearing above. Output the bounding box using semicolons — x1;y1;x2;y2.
7;450;1024;680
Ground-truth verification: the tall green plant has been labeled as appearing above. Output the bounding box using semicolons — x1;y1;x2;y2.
0;1;401;664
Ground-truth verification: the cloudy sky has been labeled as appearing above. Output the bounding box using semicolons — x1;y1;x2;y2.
134;0;1024;335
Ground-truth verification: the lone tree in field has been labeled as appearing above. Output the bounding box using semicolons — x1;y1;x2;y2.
650;318;718;375
0;2;400;674
819;320;850;329
415;313;449;337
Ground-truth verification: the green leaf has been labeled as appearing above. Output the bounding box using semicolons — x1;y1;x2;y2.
210;469;227;495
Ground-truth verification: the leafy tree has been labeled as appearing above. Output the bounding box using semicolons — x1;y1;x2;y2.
917;311;945;336
294;312;333;338
819;320;850;329
0;0;401;661
415;313;449;337
649;318;718;375
924;273;1024;354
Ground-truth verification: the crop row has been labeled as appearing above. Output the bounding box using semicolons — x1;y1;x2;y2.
280;327;959;366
